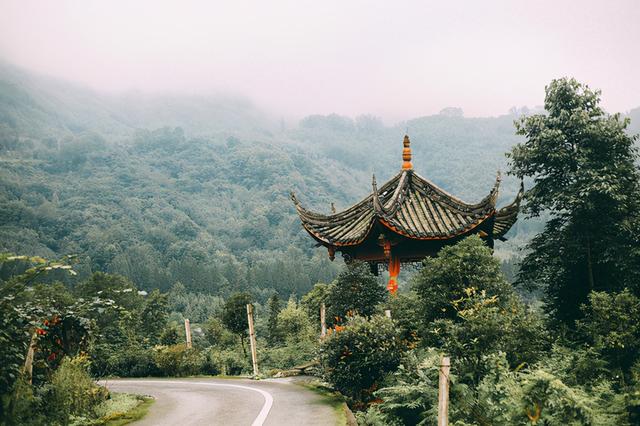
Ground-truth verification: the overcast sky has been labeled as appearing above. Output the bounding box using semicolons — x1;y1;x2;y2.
1;0;639;122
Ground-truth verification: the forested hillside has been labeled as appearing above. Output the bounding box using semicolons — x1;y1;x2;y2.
1;62;636;299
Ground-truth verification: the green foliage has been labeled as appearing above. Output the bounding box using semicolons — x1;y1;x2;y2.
462;352;628;425
508;77;640;326
266;293;283;345
577;289;640;379
168;282;224;323
326;262;386;324
203;317;236;348
386;291;421;346
159;323;179;345
140;289;169;345
222;292;253;340
48;355;109;424
260;340;318;371
358;350;441;426
412;236;511;324
91;343;158;378
432;287;548;383
275;297;315;344
300;282;332;326
366;351;628;425
153;345;206;377
0;254;98;422
320;315;403;404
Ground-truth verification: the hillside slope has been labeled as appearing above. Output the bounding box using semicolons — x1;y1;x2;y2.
3;64;631;298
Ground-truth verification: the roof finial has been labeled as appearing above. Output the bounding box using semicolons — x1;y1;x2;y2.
402;135;413;170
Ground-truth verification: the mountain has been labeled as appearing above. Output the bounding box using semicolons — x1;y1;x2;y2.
2;62;635;299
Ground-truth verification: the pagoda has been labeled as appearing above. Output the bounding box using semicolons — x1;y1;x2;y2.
291;135;522;293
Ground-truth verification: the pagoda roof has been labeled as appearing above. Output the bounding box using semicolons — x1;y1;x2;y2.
291;136;523;248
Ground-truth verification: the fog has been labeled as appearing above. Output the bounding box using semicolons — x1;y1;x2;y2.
1;0;639;122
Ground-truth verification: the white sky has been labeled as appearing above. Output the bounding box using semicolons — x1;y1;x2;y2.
1;0;639;122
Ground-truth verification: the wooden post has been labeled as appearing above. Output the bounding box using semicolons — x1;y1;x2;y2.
246;304;259;377
23;332;38;384
384;309;392;318
184;318;192;349
438;356;450;426
320;303;327;338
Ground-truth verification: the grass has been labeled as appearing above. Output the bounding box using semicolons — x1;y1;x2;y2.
94;392;155;426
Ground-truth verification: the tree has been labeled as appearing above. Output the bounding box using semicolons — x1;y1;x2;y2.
412;235;512;325
275;297;314;344
577;289;640;379
300;282;332;326
326;262;386;324
508;78;640;326
266;293;282;345
221;292;253;356
140;289;169;345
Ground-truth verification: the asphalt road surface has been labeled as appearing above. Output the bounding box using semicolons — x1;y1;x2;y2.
102;377;343;426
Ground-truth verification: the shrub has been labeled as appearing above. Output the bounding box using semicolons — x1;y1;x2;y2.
320;315;403;404
358;349;441;425
205;348;249;376
92;343;157;377
48;355;109;423
153;344;206;376
261;340;318;371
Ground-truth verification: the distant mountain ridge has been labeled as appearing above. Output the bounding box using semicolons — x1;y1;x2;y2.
1;61;637;298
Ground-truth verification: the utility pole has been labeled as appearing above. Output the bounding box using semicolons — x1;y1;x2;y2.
184;318;192;349
320;303;327;338
438;356;450;426
246;304;259;377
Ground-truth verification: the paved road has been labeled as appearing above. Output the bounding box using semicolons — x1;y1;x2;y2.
102;377;343;426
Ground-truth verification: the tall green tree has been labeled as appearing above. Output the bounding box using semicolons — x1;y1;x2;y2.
140;289;169;345
221;292;253;356
266;293;282;345
326;262;386;324
508;78;640;326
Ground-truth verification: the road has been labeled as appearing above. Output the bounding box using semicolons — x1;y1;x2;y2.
102;377;344;426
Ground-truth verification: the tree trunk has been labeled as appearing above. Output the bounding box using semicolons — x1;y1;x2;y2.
586;236;595;292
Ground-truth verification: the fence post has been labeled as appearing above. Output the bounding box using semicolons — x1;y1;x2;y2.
246;304;259;377
320;303;327;338
438;356;450;426
184;318;192;349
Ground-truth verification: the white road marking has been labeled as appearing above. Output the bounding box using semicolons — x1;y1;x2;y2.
105;379;274;426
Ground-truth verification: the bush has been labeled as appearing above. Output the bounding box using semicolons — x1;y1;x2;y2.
320;315;403;404
205;348;249;376
153;344;206;376
91;343;158;377
358;350;441;425
48;355;109;423
261;340;317;371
